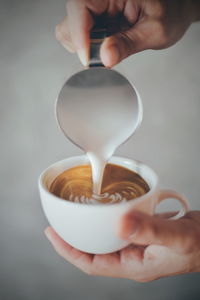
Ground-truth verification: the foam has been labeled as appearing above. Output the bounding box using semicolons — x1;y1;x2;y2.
72;192;127;204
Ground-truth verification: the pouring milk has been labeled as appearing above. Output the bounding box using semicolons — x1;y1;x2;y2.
56;68;143;198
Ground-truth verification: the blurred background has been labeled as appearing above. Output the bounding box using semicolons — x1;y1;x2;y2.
0;0;200;299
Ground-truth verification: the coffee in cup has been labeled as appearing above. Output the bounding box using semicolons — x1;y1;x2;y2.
50;163;150;204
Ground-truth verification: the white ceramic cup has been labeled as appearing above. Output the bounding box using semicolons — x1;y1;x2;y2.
39;156;189;254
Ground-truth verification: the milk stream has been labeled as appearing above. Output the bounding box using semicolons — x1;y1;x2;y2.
83;98;140;196
86;152;108;195
85;137;126;196
58;70;141;196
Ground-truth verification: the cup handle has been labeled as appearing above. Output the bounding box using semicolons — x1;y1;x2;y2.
156;189;190;219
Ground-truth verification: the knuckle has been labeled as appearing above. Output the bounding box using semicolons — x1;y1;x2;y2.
118;32;134;57
145;222;159;241
147;0;166;19
146;0;168;19
182;231;200;254
123;28;147;53
150;222;159;237
186;211;200;224
154;2;166;19
152;21;170;48
55;24;61;41
55;24;70;44
72;262;92;275
82;266;94;276
54;246;66;259
181;240;194;254
155;22;167;39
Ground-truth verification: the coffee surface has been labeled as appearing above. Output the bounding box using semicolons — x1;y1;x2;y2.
50;164;150;204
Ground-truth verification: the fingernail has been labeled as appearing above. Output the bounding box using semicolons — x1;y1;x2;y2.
77;49;88;67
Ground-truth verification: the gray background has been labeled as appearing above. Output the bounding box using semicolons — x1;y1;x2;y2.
0;0;200;299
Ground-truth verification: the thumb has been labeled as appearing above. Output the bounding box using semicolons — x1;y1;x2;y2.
100;24;148;68
118;211;199;254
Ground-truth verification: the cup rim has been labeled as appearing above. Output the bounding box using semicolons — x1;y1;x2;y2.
39;155;159;208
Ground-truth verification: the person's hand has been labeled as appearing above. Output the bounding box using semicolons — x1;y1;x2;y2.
45;210;200;282
55;0;200;67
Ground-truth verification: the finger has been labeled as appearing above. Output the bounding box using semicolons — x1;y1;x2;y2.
90;252;122;277
66;0;106;66
118;245;154;282
55;17;76;53
44;227;93;274
88;246;146;278
118;211;200;254
67;0;93;65
120;244;145;263
154;211;179;219
45;227;123;277
100;18;169;67
100;21;149;67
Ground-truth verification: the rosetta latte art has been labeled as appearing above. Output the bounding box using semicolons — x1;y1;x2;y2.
50;164;150;204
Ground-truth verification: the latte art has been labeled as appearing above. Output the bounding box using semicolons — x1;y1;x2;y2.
50;164;150;204
69;193;127;204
